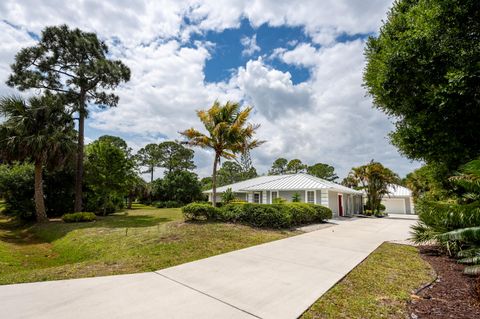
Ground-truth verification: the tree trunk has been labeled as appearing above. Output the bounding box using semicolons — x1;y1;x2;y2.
211;154;219;207
74;99;86;212
127;195;133;209
150;167;154;183
34;161;49;223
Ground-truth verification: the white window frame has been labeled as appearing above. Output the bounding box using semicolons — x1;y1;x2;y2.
305;190;316;204
271;191;279;203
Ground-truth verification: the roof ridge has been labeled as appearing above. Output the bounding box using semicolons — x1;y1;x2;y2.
240;174;295;189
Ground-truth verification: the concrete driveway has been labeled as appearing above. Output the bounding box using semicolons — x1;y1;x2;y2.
0;217;416;319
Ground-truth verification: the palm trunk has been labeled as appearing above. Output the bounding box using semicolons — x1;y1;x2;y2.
74;98;86;212
34;161;49;223
211;154;219;207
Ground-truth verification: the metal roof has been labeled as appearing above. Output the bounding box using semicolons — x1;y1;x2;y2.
205;173;362;195
385;184;412;197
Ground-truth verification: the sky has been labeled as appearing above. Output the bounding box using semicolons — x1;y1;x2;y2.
0;0;421;180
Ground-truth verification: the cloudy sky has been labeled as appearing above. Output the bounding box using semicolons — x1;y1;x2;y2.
0;0;421;179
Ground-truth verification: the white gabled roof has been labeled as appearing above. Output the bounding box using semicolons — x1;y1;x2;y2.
205;173;362;195
385;184;412;197
206;175;291;193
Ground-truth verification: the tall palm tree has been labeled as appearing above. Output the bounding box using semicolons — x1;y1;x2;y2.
0;95;76;222
181;101;264;207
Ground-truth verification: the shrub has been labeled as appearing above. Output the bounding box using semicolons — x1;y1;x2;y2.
240;203;291;228
310;204;333;220
0;163;35;219
379;203;386;212
221;188;236;204
292;192;301;202
62;212;96;223
286;203;318;225
182;203;219;221
218;203;245;222
153;201;183;208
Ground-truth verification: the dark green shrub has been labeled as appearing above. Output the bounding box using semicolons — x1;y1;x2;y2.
0;163;35;219
218;203;245;222
241;203;291;228
182;203;219;221
379;203;386;212
310;204;333;220
153;201;182;208
221;188;235;204
285;203;317;225
62;212;96;223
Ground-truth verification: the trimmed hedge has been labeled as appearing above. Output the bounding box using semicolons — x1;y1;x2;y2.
183;202;332;229
182;203;219;221
62;212;96;223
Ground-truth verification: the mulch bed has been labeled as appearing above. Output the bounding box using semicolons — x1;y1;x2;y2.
408;245;480;319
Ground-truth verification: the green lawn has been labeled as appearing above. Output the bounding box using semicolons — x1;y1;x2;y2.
0;203;297;285
301;243;434;319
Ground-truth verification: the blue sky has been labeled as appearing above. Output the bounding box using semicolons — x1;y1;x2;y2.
0;0;420;179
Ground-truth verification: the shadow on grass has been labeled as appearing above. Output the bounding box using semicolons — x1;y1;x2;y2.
0;212;175;245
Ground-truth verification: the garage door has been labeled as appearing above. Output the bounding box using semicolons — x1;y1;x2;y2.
382;198;406;214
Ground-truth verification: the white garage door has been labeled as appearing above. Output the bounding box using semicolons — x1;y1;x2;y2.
382;198;406;214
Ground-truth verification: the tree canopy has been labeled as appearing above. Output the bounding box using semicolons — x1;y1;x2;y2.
307;163;338;181
7;24;131;212
364;0;480;169
269;158;288;175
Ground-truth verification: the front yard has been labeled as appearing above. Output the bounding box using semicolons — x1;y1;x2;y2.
0;203;296;285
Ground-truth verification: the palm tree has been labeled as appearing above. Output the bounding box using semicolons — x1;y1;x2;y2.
181;101;264;207
0;95;76;222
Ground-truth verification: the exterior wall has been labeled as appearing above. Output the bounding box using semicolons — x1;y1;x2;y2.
278;190;305;202
328;190;339;216
405;197;412;214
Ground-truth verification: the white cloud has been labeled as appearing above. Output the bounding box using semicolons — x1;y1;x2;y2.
0;0;421;179
240;34;261;56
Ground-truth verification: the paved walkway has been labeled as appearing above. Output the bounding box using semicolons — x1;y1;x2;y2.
0;217;416;319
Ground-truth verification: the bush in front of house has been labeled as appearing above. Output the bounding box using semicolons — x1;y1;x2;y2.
62;212;96;223
218;202;332;229
182;203;219;221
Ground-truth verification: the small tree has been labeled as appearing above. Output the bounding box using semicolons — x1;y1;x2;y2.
269;158;288;175
0;95;75;222
287;159;307;174
181;101;264;207
7;25;131;212
346;160;399;214
307;163;338;181
292;192;301;202
136;144;162;183
222;188;235;204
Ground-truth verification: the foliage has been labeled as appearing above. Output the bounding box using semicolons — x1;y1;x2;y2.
405;163;452;200
181;100;264;207
346;160;399;213
84;138;133;215
153;171;203;204
218;203;332;229
272;197;287;204
182;203;219;221
62;212;96;223
152;201;183;208
364;0;480;169
292;192;301;202
269;158;288;175
411;158;480;275
136;143;162;182
0;95;76;222
307;163;338;181
287;159;307;173
0;163;35;219
7;24;131;212
200;177;213;191
157;141;196;174
221;188;235;204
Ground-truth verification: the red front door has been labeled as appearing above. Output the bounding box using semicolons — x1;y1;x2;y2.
338;195;343;216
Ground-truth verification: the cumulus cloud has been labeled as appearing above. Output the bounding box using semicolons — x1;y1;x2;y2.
0;0;420;178
240;34;261;56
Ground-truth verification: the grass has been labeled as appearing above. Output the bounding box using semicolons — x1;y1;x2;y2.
0;203;297;285
301;243;434;319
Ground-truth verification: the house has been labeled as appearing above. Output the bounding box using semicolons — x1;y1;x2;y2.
204;173;363;217
380;184;415;214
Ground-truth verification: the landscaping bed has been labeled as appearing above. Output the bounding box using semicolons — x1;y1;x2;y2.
408;246;480;319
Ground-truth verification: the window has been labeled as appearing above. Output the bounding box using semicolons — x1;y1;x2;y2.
271;191;278;203
306;191;315;204
253;193;261;203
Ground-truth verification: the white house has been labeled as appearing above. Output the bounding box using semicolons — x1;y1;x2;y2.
381;184;415;214
204;173;363;217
